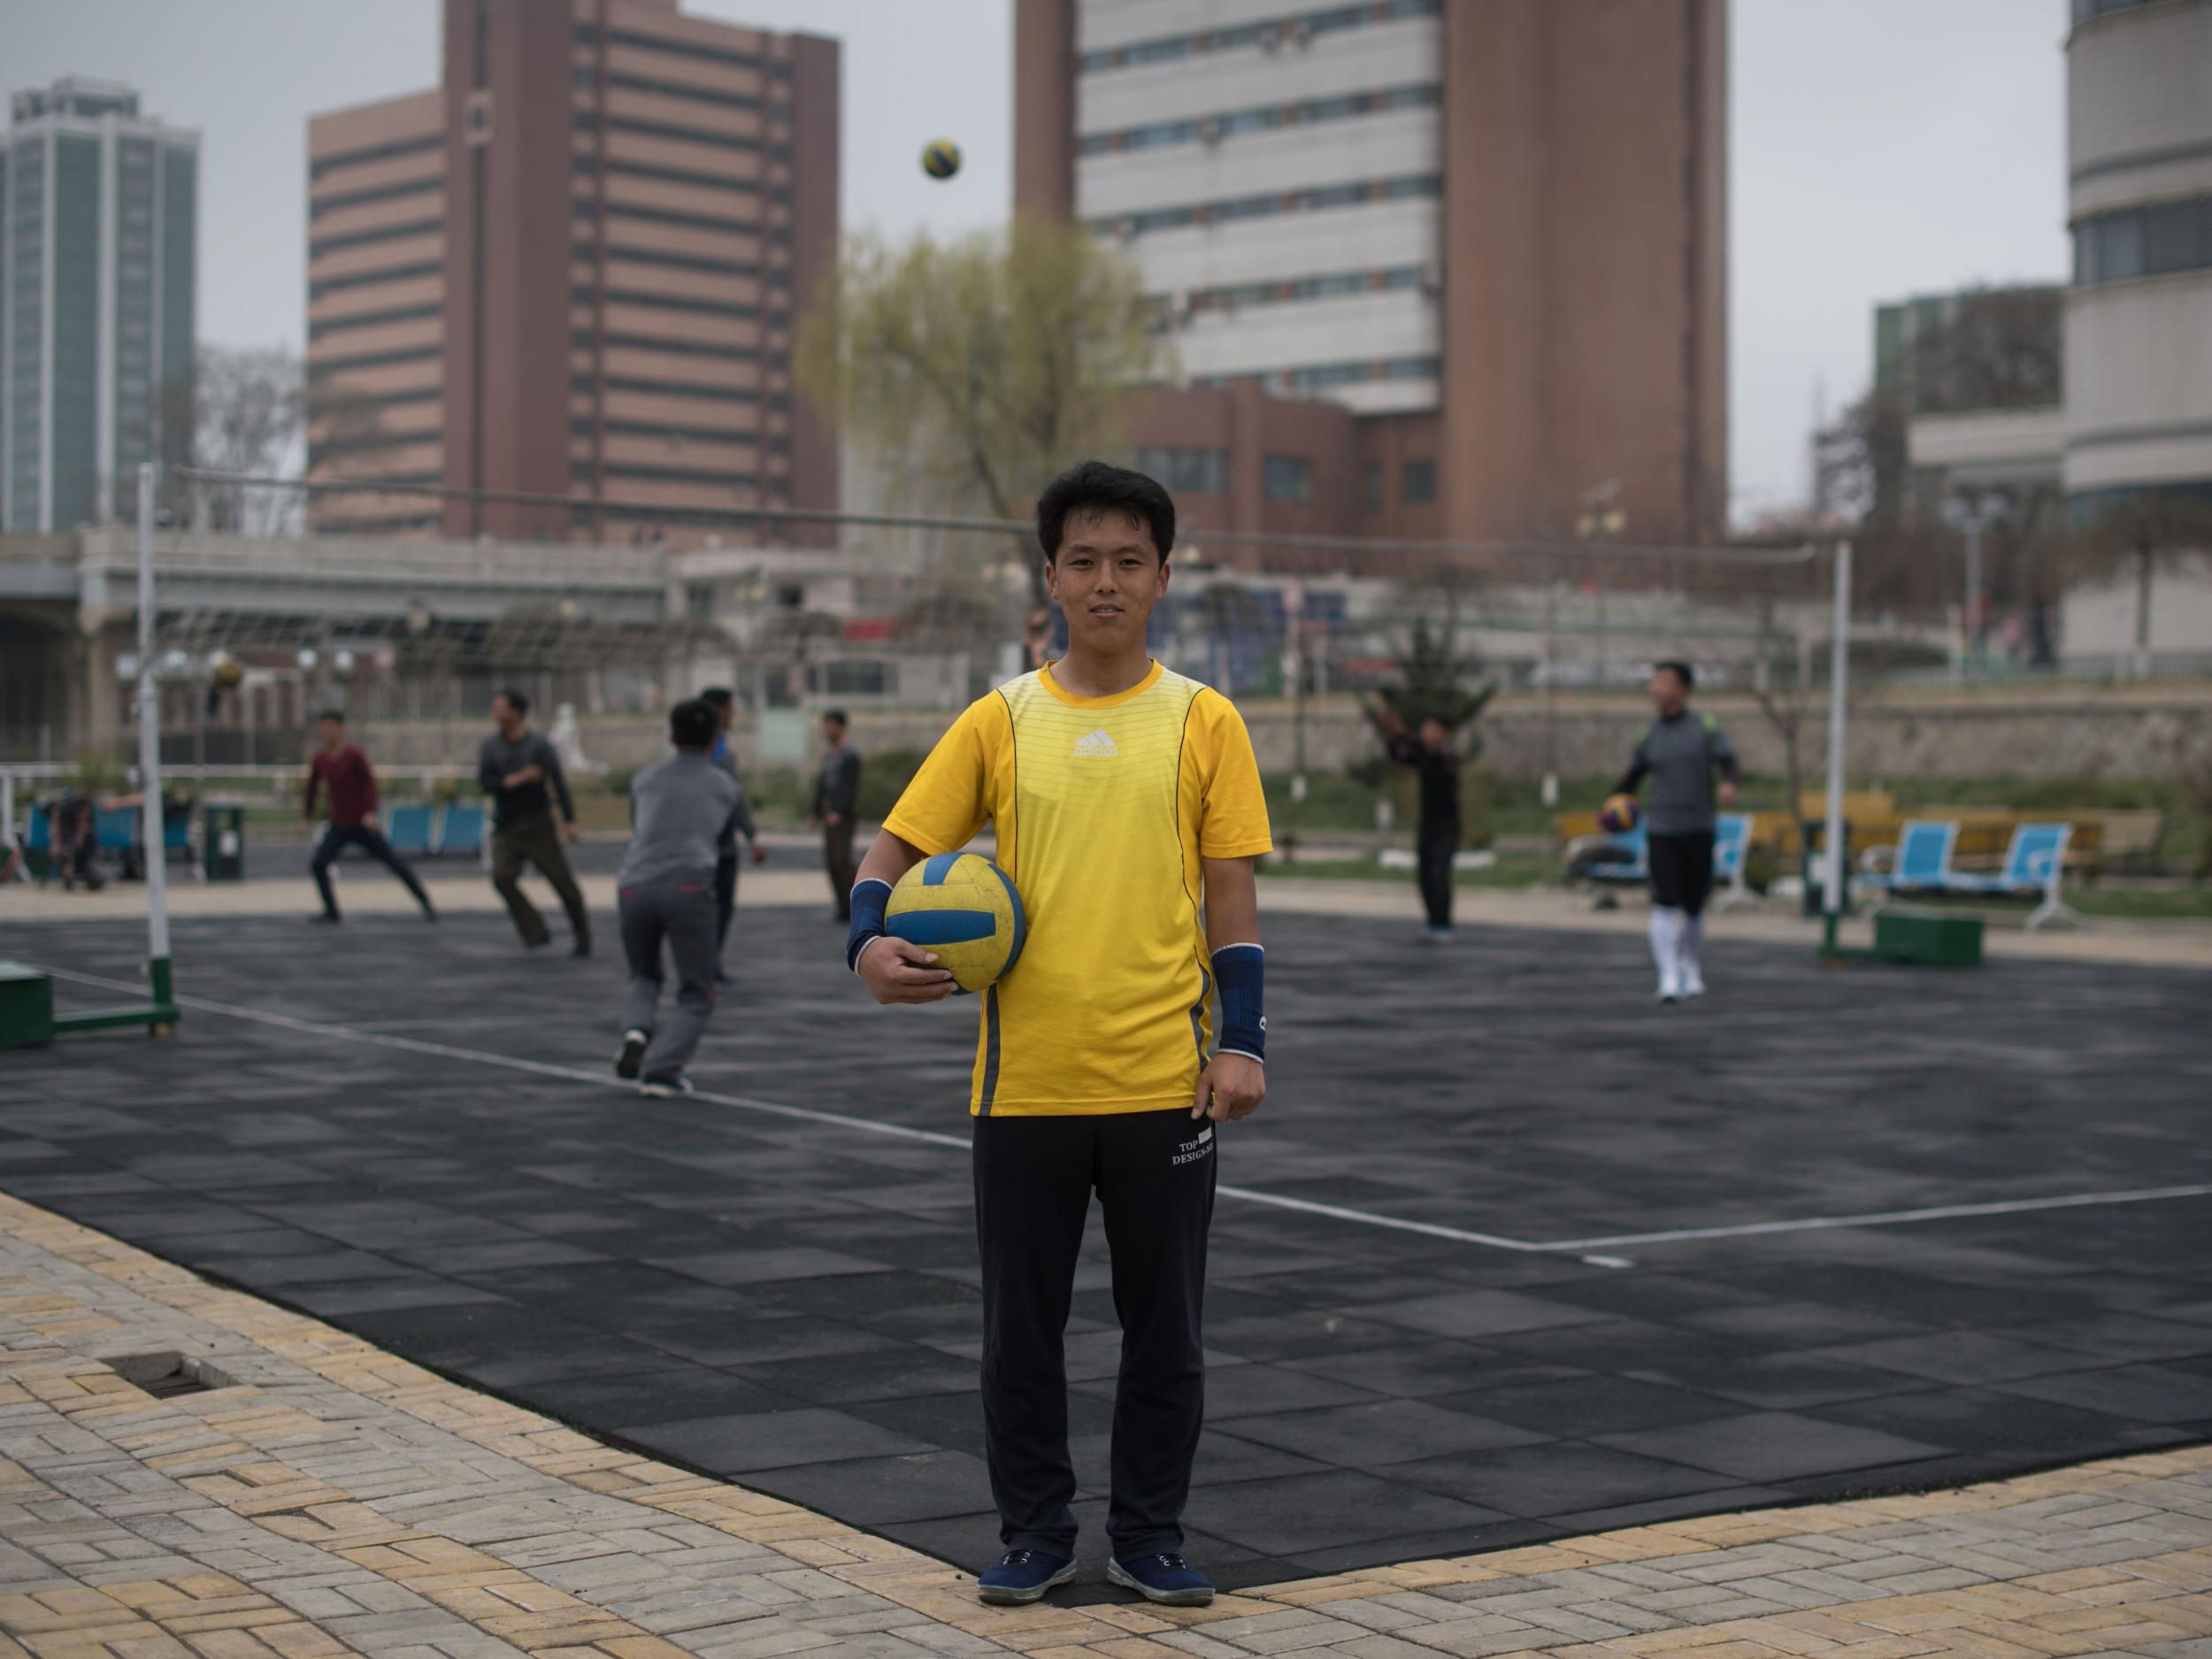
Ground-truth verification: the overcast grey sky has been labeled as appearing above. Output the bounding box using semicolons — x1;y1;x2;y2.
5;0;2067;526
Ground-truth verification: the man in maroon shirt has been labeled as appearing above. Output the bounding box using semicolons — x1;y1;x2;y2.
304;710;436;924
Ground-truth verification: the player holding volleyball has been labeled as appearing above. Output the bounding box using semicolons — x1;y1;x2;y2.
1610;660;1740;1002
845;462;1271;1608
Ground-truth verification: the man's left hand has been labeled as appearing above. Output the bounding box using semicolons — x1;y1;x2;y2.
826;810;843;827
1193;1053;1265;1123
361;812;378;832
749;841;768;864
563;821;582;843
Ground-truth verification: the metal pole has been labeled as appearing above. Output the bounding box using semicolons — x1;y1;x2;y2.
136;464;175;1027
1963;521;1982;676
1821;540;1853;949
1594;569;1607;690
1541;585;1558;806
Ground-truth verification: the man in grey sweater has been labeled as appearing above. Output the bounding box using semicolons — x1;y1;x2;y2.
479;688;591;956
699;687;765;982
615;698;745;1098
1610;660;1740;1002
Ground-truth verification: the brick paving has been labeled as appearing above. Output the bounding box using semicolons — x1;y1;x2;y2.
4;1193;2211;1659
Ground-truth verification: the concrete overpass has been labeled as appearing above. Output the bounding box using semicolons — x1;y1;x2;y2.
0;526;869;761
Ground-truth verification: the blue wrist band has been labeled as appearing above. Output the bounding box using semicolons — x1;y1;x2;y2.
1211;943;1265;1064
847;878;891;972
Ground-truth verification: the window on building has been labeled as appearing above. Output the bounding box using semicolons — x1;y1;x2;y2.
1263;455;1314;503
2071;197;2212;287
1135;446;1229;494
1402;459;1436;503
2144;197;2210;276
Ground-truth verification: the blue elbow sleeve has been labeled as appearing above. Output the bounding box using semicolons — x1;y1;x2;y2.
1211;943;1265;1064
847;877;891;972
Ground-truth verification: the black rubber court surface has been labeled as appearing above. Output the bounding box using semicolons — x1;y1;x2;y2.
5;898;2212;1598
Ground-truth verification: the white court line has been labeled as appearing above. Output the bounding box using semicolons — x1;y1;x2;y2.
1535;1185;2212;1251
27;964;2212;1260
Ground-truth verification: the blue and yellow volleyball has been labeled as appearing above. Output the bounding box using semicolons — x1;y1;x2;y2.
1598;793;1641;834
920;138;962;180
887;851;1025;993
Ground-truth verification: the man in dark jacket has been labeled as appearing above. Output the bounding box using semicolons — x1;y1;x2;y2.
303;710;435;924
806;710;862;920
1379;707;1461;935
478;688;591;956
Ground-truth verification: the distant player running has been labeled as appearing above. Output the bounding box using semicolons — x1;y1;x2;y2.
614;698;744;1099
303;710;436;925
846;462;1272;1609
1610;660;1739;1002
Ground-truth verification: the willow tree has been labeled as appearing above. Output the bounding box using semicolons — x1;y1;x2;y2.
796;220;1163;595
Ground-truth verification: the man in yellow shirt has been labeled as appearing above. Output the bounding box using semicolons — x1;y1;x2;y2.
846;462;1271;1608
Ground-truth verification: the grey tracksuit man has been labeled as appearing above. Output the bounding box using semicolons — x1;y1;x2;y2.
618;752;743;1085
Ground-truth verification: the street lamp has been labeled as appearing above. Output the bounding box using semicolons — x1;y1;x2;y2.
1576;480;1626;696
1941;492;2007;680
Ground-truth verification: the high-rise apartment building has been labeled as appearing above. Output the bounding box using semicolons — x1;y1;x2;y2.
2064;0;2212;519
1015;0;1726;545
306;0;839;540
2;78;197;532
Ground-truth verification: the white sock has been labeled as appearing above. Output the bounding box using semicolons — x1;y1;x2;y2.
1678;912;1705;978
1648;906;1682;984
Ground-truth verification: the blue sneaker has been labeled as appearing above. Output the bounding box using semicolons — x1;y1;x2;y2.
976;1548;1076;1605
1108;1552;1214;1607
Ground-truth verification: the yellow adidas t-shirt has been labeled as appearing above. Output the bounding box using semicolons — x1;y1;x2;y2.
883;661;1272;1117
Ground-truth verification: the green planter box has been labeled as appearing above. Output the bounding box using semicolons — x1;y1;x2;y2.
0;962;56;1049
1873;910;1984;965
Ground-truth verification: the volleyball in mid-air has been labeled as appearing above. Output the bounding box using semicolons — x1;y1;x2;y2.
921;138;962;180
886;851;1025;994
1598;793;1642;834
210;653;245;690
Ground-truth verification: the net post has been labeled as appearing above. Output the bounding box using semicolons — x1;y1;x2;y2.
1821;539;1852;950
136;463;178;1033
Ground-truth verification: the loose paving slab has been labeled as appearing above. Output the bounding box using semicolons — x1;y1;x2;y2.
4;1194;2212;1659
1;902;2208;1594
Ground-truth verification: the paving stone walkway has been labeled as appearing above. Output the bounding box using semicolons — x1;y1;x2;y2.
4;1194;2211;1659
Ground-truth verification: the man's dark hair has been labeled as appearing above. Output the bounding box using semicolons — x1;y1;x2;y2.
822;709;849;729
1035;459;1176;564
669;697;718;750
700;686;734;710
318;709;345;725
1655;660;1695;690
495;687;530;717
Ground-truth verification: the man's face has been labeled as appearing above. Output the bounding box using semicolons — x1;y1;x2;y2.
1419;717;1451;752
492;695;520;733
1648;668;1688;714
318;717;343;751
716;701;735;731
822;718;845;749
1043;509;1168;656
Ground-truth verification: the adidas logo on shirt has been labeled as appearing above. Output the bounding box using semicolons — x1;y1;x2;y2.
1072;727;1118;758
